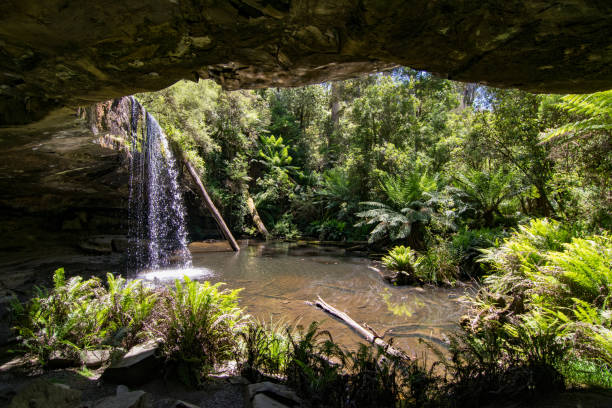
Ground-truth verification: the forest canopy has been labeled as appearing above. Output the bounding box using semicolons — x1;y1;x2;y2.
137;68;610;247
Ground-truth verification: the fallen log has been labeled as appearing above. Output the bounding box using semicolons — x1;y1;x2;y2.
308;296;410;360
183;158;240;252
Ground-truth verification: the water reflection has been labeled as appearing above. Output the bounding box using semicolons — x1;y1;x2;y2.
189;241;470;356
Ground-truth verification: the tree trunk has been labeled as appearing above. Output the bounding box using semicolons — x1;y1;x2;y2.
183;159;240;252
246;193;270;239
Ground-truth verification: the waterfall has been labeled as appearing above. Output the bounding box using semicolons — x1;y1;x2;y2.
126;97;191;271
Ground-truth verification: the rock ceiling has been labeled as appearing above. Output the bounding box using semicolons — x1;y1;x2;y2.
0;0;611;125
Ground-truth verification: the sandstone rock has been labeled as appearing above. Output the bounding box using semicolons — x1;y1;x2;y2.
172;401;200;408
0;383;16;404
81;349;112;368
252;393;292;408
79;235;115;254
228;376;250;385
92;390;150;408
0;289;17;346
102;340;161;386
1;1;611;126
8;379;81;408
117;385;130;395
47;350;79;369
112;237;129;253
248;382;301;408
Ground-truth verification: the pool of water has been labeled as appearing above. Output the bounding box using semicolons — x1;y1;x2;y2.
139;241;471;356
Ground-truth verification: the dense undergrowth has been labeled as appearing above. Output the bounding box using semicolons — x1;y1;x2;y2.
8;219;611;406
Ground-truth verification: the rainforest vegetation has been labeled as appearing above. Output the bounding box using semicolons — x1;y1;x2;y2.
8;70;611;407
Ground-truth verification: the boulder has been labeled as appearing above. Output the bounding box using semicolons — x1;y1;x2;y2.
102;340;161;386
8;379;81;408
248;382;301;408
252;393;292;408
172;401;200;408
116;385;130;395
47;350;79;369
92;390;150;408
81;349;112;368
0;383;16;404
0;289;17;346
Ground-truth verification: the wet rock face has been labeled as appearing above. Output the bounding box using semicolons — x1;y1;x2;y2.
0;105;129;258
1;0;611;125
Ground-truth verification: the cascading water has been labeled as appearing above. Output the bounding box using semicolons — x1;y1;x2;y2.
126;97;192;272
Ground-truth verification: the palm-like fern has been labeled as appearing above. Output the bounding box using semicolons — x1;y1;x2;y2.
452;168;521;225
380;172;437;209
257;134;298;172
541;89;612;143
356;173;435;243
356;201;430;243
316;168;357;220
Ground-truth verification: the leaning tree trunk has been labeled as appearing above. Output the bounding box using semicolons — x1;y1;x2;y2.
246;193;270;239
183;159;240;252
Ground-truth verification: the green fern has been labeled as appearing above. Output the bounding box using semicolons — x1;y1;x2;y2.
540;89;612;143
356;201;430;243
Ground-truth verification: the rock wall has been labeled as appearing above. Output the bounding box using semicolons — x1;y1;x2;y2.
1;0;611;125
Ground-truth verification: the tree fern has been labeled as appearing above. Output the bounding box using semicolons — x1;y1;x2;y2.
355;201;430;243
540;89;612;143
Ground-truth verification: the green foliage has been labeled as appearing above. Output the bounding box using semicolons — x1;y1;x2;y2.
150;277;246;386
257;134;297;172
380;172;437;209
465;219;612;389
480;218;574;283
548;235;611;306
417;239;460;284
317;168;359;221
541;90;612;143
239;318;292;382
356;201;430;243
103;273;158;347
450;227;507;278
306;219;347;241
271;213;301;240
452;168;521;226
137;74;607;250
382;245;418;273
12;269;156;365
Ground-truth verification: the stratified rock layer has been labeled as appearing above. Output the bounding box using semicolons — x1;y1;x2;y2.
1;0;611;125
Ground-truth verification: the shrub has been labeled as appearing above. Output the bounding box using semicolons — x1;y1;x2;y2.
102;273;158;348
450;227;507;278
150;278;247;386
306;219;347;241
12;269;156;365
382;245;423;285
238;318;291;382
417;239;460;285
465;219;611;390
12;268;105;363
271;213;301;240
382;246;418;273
